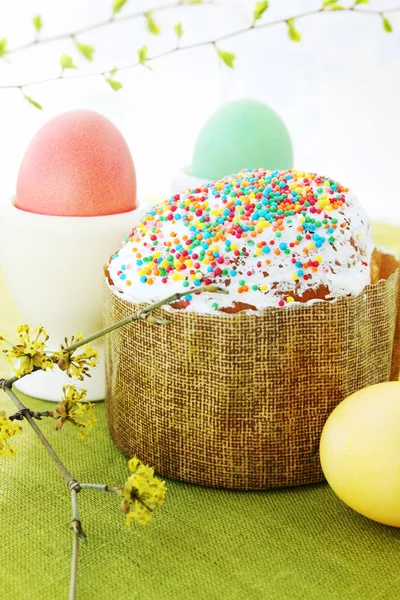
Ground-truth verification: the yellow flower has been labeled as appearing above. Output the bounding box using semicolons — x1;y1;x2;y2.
120;456;166;526
54;385;96;438
0;411;22;457
125;501;152;526
56;333;98;381
0;325;53;377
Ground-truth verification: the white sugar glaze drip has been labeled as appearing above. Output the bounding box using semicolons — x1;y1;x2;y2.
107;169;374;314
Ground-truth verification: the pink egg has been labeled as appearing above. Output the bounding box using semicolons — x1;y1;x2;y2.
16;110;137;217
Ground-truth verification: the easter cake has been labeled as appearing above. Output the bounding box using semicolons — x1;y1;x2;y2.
104;169;400;490
107;169;373;312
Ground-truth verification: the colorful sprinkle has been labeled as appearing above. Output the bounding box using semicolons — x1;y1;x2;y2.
110;169;370;310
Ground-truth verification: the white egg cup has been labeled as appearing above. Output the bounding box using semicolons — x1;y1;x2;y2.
171;166;211;195
0;197;149;402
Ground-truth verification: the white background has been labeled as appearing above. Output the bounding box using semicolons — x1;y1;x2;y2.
0;0;399;222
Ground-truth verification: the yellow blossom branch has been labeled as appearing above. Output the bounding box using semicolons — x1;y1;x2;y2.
80;483;153;511
81;456;167;527
0;326;98;382
0;287;212;596
0;381;83;599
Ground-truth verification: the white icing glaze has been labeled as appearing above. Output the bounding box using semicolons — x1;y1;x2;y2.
107;169;374;314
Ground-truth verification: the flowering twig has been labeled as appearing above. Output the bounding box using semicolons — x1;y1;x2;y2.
1;378;83;599
0;379;150;600
80;481;155;516
54;385;96;438
0;285;225;597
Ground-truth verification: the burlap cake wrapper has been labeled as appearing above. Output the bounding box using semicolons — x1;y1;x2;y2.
104;248;400;490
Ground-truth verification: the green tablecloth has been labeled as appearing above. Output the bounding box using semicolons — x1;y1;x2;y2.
1;222;400;600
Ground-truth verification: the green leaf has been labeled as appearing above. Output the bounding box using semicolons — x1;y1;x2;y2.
0;38;8;57
254;1;269;21
76;42;95;61
137;44;148;63
322;0;338;6
217;49;235;68
145;12;160;35
60;54;78;70
354;0;368;4
32;15;42;33
112;0;127;14
24;95;42;110
106;78;123;91
137;45;151;69
287;19;301;42
174;22;183;38
382;16;392;32
109;65;118;77
330;5;344;9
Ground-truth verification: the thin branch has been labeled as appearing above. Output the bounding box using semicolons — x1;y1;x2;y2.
3;367;41;388
0;379;86;599
8;408;54;421
70;484;85;600
80;483;120;493
80;483;152;512
7;1;192;56
0;6;399;92
63;284;228;354
8;1;398;57
0;382;75;486
70;527;79;600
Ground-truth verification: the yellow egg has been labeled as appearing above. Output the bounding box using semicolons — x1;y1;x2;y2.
320;382;400;527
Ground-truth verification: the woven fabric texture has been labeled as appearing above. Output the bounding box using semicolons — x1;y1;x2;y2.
1;392;400;600
104;249;400;490
1;223;400;600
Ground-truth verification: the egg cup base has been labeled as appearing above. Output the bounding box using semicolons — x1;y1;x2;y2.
0;197;150;402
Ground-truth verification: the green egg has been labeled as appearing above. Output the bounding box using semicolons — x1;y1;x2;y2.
191;99;293;181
